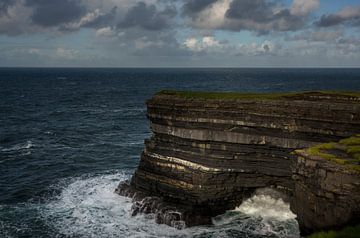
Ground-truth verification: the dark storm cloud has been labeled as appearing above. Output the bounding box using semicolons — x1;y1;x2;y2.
118;2;177;31
226;0;275;23
182;0;218;16
224;0;304;32
25;0;85;27
315;7;360;27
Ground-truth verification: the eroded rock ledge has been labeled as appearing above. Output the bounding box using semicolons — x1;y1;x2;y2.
116;91;360;235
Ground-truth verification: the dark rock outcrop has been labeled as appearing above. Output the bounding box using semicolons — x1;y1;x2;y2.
116;91;360;234
292;135;360;235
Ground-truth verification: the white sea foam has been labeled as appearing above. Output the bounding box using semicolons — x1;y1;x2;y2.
39;173;299;238
1;141;34;152
235;190;297;221
212;188;299;237
41;172;188;238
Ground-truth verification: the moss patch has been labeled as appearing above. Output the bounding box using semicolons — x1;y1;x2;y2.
339;136;360;146
156;90;360;101
307;224;360;238
302;135;360;172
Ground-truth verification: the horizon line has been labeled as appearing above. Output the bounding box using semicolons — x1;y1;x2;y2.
1;66;360;69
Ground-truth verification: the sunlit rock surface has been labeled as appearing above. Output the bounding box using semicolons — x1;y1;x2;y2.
116;91;360;234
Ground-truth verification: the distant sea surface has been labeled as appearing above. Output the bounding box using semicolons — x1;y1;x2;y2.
1;68;360;238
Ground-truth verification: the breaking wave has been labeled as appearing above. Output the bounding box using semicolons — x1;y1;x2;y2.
40;172;187;238
35;172;299;238
1;140;34;152
235;189;296;222
212;188;299;237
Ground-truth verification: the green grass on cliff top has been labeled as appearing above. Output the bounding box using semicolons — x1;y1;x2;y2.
156;90;360;100
308;224;360;238
301;135;360;173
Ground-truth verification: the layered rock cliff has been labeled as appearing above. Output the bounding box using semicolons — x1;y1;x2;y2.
116;90;360;234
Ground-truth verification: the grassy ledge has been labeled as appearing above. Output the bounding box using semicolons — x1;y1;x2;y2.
307;224;360;238
155;90;360;101
298;135;360;173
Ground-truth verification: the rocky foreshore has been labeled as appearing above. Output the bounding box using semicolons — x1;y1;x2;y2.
116;90;360;235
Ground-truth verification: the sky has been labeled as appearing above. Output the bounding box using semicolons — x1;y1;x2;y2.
0;0;360;67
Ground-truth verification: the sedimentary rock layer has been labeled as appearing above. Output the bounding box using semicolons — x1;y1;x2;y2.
116;91;360;232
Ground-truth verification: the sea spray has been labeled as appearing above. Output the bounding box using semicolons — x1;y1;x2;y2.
38;173;299;237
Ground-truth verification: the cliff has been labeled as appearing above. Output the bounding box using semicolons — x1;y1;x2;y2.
116;90;360;234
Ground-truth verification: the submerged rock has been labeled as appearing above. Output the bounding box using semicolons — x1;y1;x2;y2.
116;91;360;234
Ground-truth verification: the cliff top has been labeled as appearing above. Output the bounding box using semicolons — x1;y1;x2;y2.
155;90;360;102
295;135;360;173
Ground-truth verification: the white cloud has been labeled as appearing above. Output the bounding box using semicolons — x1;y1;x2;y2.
56;48;79;59
202;36;221;47
238;40;278;56
64;9;102;30
0;0;40;36
96;27;115;37
190;0;231;29
184;36;224;52
184;38;199;51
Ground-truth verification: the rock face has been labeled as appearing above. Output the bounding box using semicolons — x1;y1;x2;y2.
292;135;360;235
116;91;360;234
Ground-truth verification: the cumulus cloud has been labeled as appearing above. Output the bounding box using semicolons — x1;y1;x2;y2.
184;36;225;52
0;0;177;35
183;35;280;57
185;0;231;30
62;7;117;31
0;1;39;36
184;0;319;33
118;2;176;30
95;27;116;37
316;6;360;27
182;0;218;16
25;0;86;27
56;47;80;59
1;0;360;67
237;40;279;56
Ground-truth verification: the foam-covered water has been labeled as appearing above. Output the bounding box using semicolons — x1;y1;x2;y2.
41;172;188;238
235;189;296;222
1;68;360;237
1;171;299;238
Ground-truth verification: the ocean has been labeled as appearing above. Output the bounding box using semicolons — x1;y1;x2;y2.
1;68;360;237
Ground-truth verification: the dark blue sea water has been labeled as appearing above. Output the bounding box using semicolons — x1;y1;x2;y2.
1;68;360;237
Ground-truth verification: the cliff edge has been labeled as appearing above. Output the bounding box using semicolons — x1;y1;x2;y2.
116;90;360;235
